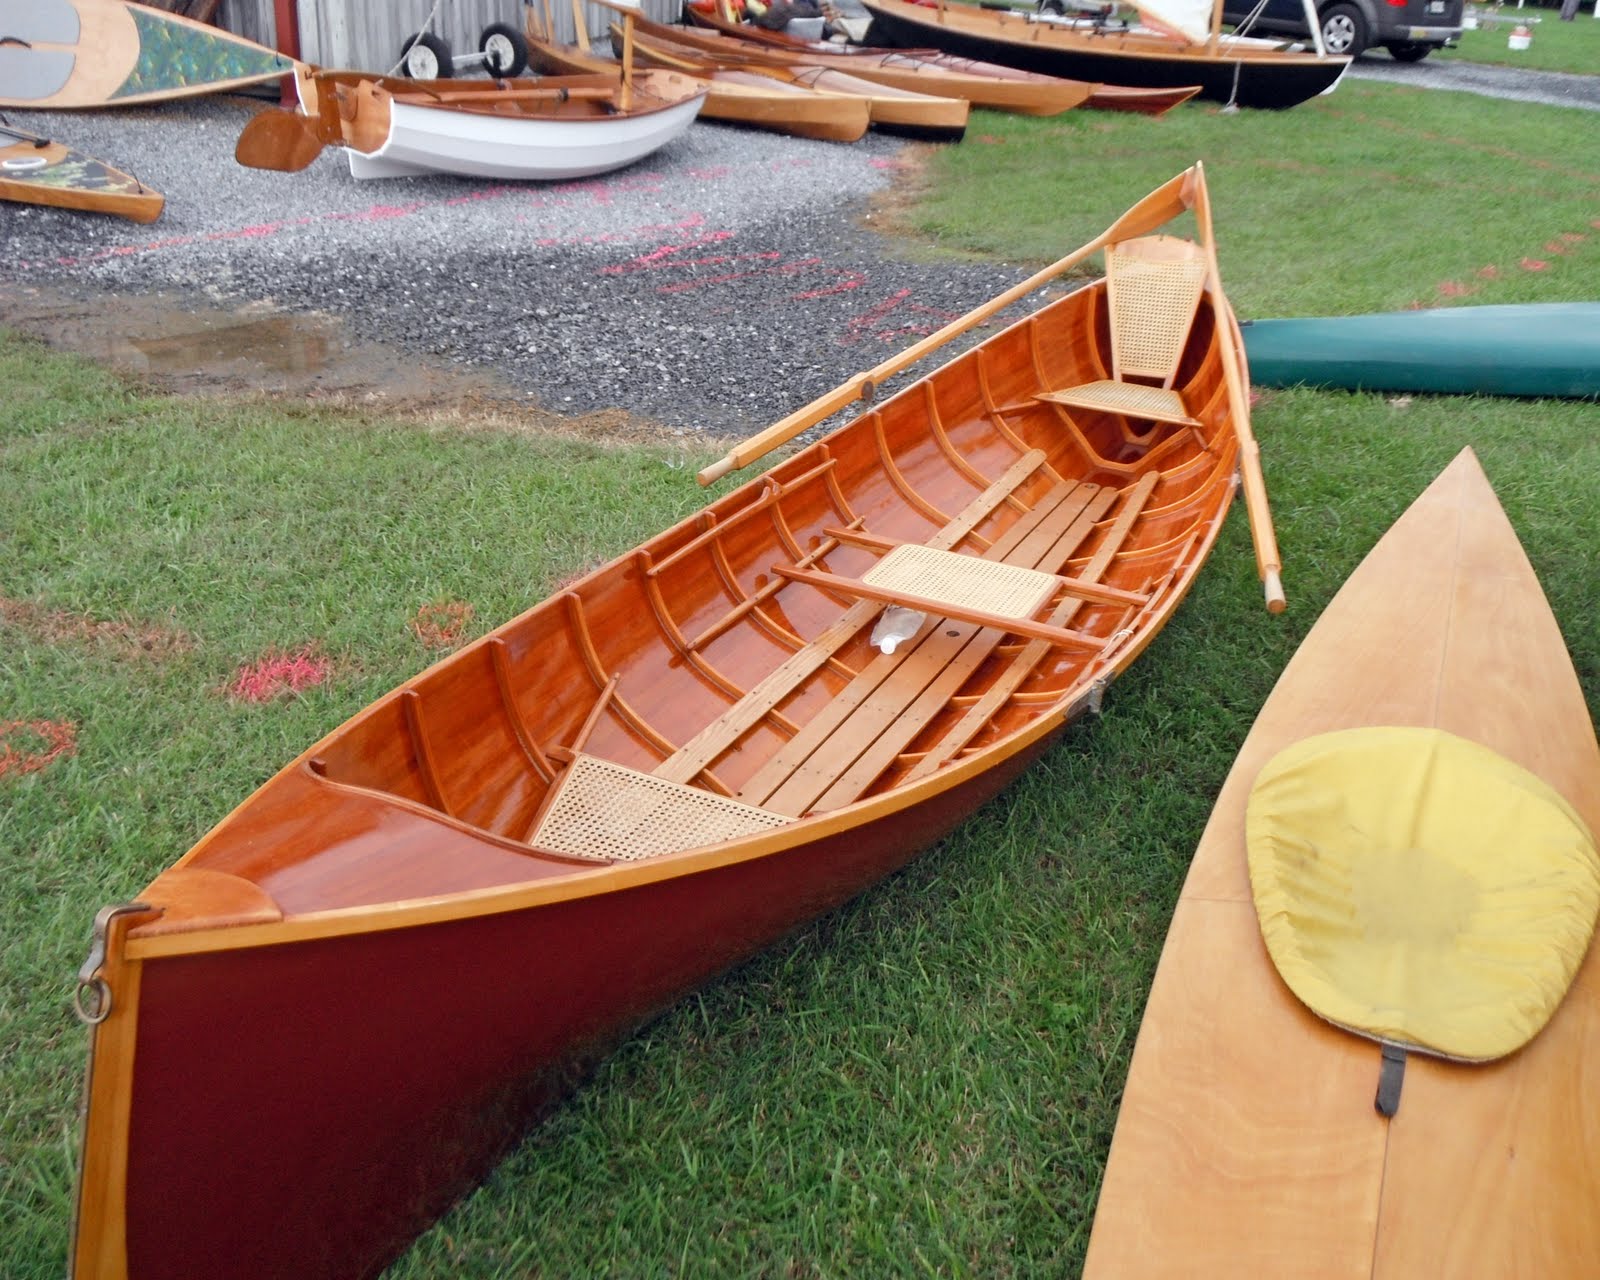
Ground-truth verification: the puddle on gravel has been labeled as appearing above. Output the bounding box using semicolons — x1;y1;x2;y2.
1;282;522;411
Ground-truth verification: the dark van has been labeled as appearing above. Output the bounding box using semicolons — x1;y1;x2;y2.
1223;0;1464;60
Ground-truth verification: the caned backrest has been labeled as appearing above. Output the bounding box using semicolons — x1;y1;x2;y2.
1105;235;1208;386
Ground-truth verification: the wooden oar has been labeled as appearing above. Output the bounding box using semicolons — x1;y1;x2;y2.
1188;160;1286;613
696;167;1197;486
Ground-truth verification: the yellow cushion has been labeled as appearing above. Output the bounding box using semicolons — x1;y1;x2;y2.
1246;727;1600;1062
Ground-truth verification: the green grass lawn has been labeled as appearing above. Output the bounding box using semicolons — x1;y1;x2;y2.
3;73;1599;1280
1442;5;1600;72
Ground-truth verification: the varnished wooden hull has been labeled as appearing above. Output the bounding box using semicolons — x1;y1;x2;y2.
680;7;1091;114
609;17;970;138
1086;449;1600;1276
860;0;1349;110
72;167;1253;1279
526;31;873;142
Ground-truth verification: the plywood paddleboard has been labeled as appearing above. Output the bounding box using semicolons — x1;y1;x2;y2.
0;122;162;220
1085;447;1600;1278
0;0;295;109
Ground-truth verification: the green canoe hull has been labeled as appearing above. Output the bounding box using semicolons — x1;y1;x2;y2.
1242;304;1600;400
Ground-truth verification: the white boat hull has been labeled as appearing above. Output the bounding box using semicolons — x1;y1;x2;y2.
346;92;705;181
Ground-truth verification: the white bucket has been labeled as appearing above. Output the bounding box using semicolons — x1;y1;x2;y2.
1508;25;1532;49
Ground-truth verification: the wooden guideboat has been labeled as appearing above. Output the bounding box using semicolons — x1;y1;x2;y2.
0;122;162;222
235;62;707;181
680;3;1090;114
858;0;1350;110
1242;303;1600;400
523;13;872;143
0;0;295;110
596;8;971;139
683;3;1201;116
1085;447;1600;1276
69;163;1283;1280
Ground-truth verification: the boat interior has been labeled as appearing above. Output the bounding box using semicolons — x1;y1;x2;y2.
158;238;1241;921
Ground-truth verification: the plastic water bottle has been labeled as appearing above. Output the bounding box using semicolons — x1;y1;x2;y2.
871;606;926;655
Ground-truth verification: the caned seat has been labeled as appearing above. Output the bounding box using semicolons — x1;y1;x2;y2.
1037;234;1208;427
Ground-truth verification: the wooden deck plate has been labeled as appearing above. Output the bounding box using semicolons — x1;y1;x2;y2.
531;753;787;862
1085;449;1600;1278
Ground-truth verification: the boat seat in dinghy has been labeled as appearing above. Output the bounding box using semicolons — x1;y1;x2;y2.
1036;235;1207;428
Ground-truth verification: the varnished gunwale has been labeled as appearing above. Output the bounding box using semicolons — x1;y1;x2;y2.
71;170;1253;1280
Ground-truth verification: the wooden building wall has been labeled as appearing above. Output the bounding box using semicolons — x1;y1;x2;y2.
217;0;683;73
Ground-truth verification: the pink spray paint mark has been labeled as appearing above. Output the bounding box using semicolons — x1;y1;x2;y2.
227;648;332;703
0;719;77;778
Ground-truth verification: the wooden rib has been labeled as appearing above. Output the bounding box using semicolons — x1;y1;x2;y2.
685;523;863;653
923;381;1024;514
636;551;758;707
399;691;451;815
651;449;1050;788
744;481;1102;814
873;414;950;528
902;469;1159;784
646;456;837;578
487;638;556;785
976;343;1063;483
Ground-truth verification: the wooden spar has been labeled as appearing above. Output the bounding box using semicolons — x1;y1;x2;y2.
1187;162;1286;613
567;0;591;56
696;167;1198;487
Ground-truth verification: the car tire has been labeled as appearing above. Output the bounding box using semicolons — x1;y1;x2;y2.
399;31;452;79
479;23;530;77
1387;41;1432;61
1320;3;1368;57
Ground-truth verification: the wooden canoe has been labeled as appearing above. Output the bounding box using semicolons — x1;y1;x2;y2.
1242;304;1600;400
858;0;1349;110
241;65;707;181
601;12;971;139
69;164;1273;1280
524;23;872;143
0;0;295;110
682;5;1201;116
0;122;162;222
679;4;1091;114
1085;447;1600;1276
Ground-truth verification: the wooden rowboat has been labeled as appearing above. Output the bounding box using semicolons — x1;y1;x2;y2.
599;9;971;139
70;164;1281;1280
680;3;1091;114
1085;448;1600;1276
235;63;707;181
682;4;1201;116
524;16;872;143
859;0;1350;110
0;122;162;222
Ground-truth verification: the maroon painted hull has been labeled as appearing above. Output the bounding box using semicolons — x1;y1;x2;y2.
119;742;1047;1278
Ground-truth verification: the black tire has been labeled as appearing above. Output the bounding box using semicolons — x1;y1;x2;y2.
398;31;452;79
1387;40;1432;61
479;23;530;78
1319;2;1368;57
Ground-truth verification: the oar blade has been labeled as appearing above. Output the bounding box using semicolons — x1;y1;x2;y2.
234;109;325;173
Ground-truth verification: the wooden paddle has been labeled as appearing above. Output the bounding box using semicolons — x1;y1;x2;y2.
1188;161;1286;613
695;167;1198;487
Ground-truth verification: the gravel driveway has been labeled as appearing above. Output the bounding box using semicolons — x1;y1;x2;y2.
1;97;1026;438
